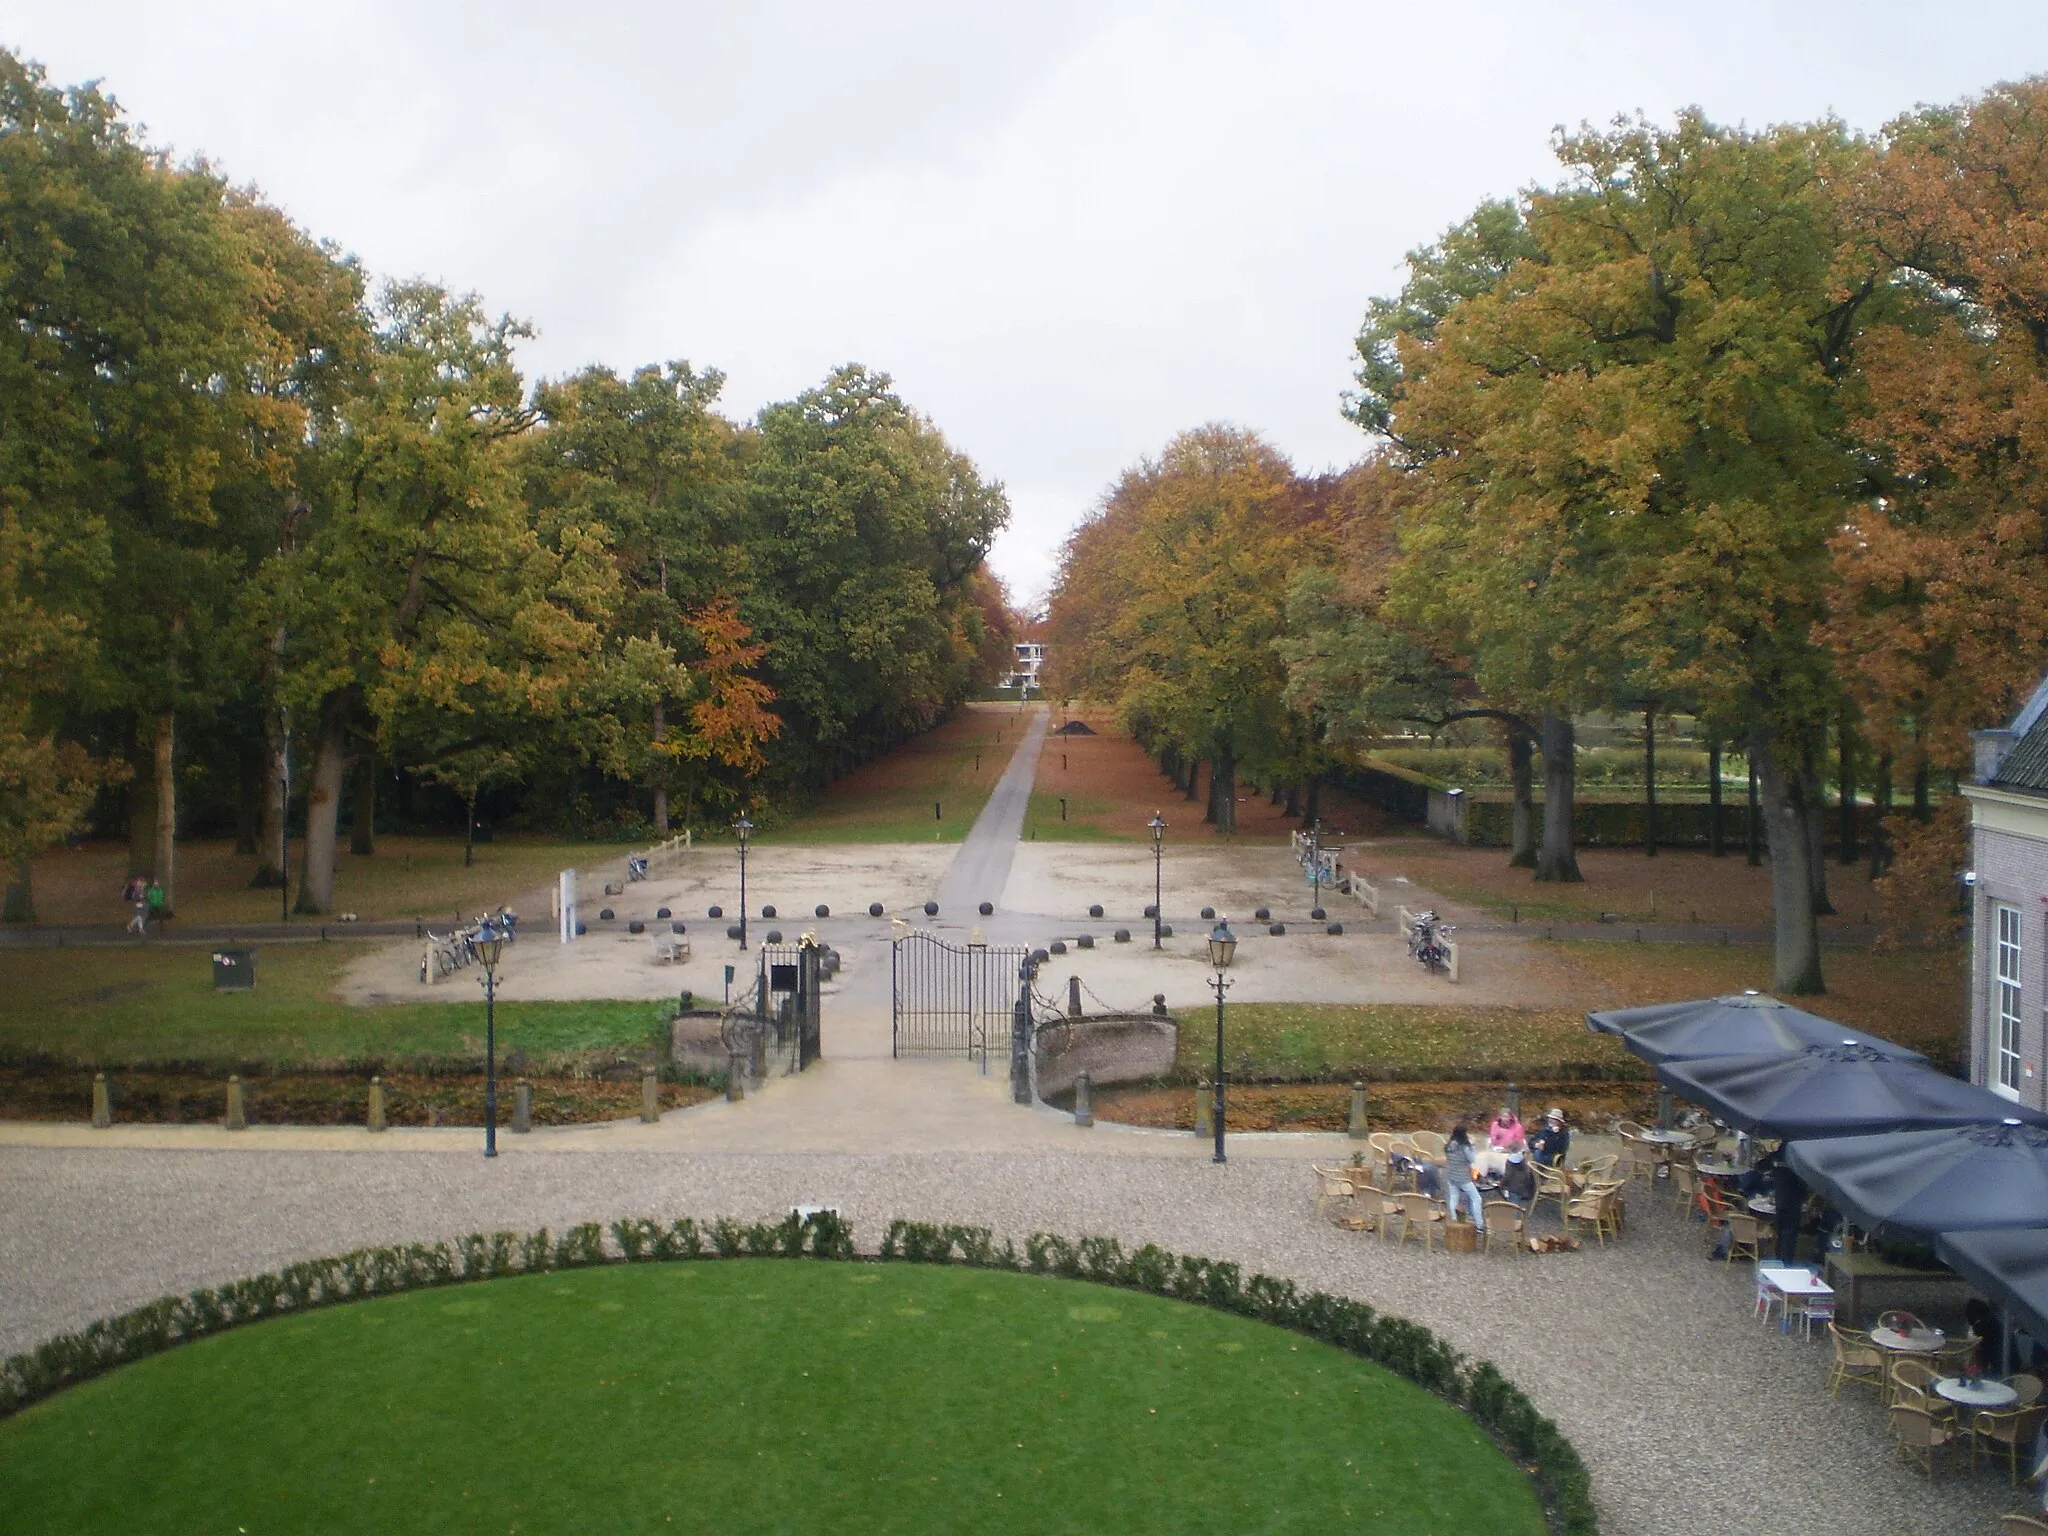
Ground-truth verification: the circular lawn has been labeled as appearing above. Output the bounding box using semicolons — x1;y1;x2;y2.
0;1260;1546;1533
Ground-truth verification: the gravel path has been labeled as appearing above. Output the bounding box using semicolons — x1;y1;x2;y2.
0;1144;2008;1535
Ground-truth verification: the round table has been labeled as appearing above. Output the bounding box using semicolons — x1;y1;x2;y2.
1694;1156;1740;1178
1637;1129;1693;1146
1935;1377;2019;1411
1870;1326;1945;1354
1747;1196;1777;1217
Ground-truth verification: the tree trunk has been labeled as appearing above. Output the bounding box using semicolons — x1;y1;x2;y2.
2;855;32;923
351;749;377;857
1508;729;1537;868
1708;735;1724;857
1837;709;1858;865
651;698;669;835
1746;756;1761;867
1284;781;1301;818
1304;775;1321;828
1269;781;1285;808
1913;760;1930;822
250;715;288;889
1535;713;1581;883
465;787;479;867
153;709;176;918
1212;746;1238;835
1753;723;1824;995
1643;706;1657;859
127;774;156;879
1802;733;1835;917
234;746;260;856
1184;757;1201;804
1870;753;1893;881
294;690;354;915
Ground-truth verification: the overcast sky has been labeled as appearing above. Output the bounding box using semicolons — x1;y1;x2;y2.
11;3;2044;603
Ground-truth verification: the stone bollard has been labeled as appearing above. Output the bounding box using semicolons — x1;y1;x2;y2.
1348;1081;1369;1140
1194;1080;1212;1139
1073;1071;1094;1129
1067;975;1082;1019
1152;993;1167;1017
727;1050;747;1102
641;1066;660;1124
91;1072;111;1129
513;1079;532;1133
225;1075;247;1131
367;1076;388;1133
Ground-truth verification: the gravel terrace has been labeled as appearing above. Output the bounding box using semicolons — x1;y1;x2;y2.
0;1142;2006;1536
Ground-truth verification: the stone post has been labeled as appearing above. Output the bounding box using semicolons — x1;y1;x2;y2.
1348;1081;1369;1140
1194;1080;1212;1138
513;1079;532;1133
225;1074;247;1131
367;1076;388;1132
641;1066;660;1123
1073;1071;1093;1129
727;1050;747;1102
1067;975;1082;1018
91;1072;111;1129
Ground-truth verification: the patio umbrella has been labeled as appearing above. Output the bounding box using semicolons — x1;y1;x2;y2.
1937;1228;2048;1372
1586;992;1924;1066
1656;1043;2033;1139
1787;1119;2048;1237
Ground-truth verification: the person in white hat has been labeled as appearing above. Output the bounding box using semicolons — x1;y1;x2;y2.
1530;1107;1571;1168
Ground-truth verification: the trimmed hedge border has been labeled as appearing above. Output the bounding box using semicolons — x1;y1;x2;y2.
0;1213;1596;1536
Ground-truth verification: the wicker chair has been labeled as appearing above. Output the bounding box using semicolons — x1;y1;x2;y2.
1615;1119;1648;1139
1828;1322;1887;1398
1933;1336;1981;1377
2010;1374;2045;1407
1393;1191;1445;1252
1577;1152;1619;1182
1564;1186;1623;1248
1669;1160;1700;1216
2000;1514;2048;1533
1481;1199;1527;1256
1530;1162;1570;1224
1384;1138;1419;1194
1366;1132;1396;1189
1889;1402;1957;1479
1889;1357;1947;1415
1723;1211;1765;1266
1409;1130;1447;1162
1312;1163;1361;1218
1974;1403;2048;1485
1617;1135;1661;1182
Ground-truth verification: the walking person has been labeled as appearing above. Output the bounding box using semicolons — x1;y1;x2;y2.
1444;1123;1485;1233
123;875;148;935
144;877;166;932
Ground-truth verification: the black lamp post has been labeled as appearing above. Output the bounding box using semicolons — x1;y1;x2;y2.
1149;811;1166;949
735;812;753;951
475;922;504;1158
1307;820;1322;911
1207;919;1236;1164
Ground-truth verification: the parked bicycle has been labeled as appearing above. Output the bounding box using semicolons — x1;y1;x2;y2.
1405;909;1455;974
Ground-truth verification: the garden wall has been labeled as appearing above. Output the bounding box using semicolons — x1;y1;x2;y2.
1035;1013;1178;1102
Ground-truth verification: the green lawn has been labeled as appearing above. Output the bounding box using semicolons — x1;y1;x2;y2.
766;707;1027;843
1194;1001;1642;1084
1022;789;1126;841
0;1261;1544;1535
0;944;664;1070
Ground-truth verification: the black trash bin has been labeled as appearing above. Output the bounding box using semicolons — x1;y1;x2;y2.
211;949;256;992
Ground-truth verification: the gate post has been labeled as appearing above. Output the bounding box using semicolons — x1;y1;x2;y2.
1011;962;1033;1105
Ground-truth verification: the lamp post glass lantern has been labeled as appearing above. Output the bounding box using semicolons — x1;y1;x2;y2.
1207;920;1235;1164
1149;812;1166;949
734;813;753;950
475;923;505;1158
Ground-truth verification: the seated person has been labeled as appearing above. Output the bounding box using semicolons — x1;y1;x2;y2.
1487;1105;1526;1152
1738;1143;1785;1198
1500;1150;1536;1204
1529;1108;1571;1167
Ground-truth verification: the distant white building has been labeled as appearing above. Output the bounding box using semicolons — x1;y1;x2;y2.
1002;641;1044;692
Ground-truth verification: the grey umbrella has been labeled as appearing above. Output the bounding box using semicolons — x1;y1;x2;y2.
1657;1043;2035;1140
1587;992;1924;1066
1787;1119;2048;1236
1937;1227;2048;1373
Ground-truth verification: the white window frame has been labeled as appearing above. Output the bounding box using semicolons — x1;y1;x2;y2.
1995;903;2023;1099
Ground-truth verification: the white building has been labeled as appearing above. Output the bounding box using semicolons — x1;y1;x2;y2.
1002;642;1044;692
1965;673;2048;1108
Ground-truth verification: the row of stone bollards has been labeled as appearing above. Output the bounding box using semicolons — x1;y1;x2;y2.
84;1069;669;1134
1064;1076;1375;1138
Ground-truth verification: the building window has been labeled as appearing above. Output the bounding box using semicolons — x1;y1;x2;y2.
1996;903;2023;1097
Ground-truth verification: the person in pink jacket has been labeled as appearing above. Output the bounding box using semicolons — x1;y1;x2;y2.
1486;1105;1526;1153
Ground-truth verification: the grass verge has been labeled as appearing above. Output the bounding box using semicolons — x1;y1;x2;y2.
767;705;1028;843
0;1258;1544;1535
0;945;666;1071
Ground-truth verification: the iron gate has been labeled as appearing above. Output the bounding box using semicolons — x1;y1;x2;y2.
891;929;1028;1066
732;940;823;1076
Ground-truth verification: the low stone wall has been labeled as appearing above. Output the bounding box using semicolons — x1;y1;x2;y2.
1035;1013;1178;1103
669;1009;732;1074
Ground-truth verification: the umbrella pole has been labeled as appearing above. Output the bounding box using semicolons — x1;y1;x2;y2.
1657;1089;1673;1130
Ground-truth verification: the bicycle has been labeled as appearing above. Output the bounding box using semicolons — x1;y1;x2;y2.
1405;909;1455;974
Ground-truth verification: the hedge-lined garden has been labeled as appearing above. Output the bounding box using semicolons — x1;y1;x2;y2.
0;1214;1597;1535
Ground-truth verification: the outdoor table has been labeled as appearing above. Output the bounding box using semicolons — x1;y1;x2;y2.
1637;1128;1692;1146
1870;1325;1945;1354
1935;1376;2019;1411
1747;1196;1777;1217
1758;1269;1833;1335
1694;1155;1740;1178
1824;1250;1966;1327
